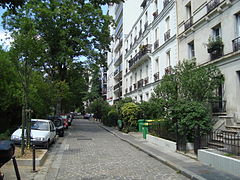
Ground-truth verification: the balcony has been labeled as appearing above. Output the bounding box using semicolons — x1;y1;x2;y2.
163;0;170;8
137;79;144;89
129;44;152;69
144;21;148;32
114;81;122;91
164;29;170;42
165;66;172;75
154;39;159;50
114;54;122;65
154;72;159;82
153;10;158;20
114;65;122;79
184;17;193;31
133;83;137;90
144;77;149;85
207;37;224;61
207;0;220;13
232;37;240;52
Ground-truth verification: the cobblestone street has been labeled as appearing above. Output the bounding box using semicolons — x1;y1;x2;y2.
46;119;188;180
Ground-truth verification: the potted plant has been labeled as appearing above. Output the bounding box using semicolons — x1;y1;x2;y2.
207;36;224;53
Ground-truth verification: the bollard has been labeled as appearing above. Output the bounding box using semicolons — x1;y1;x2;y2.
12;156;21;180
32;145;36;172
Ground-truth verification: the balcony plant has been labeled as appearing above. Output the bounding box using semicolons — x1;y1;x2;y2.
207;36;224;53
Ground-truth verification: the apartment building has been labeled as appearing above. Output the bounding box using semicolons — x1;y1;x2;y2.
122;0;178;102
107;1;142;105
177;0;240;121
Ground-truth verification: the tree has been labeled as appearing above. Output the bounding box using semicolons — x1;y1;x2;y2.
3;0;123;113
0;0;24;10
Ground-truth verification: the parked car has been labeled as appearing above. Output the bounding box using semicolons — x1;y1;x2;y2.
83;113;91;119
11;119;56;149
47;116;64;137
60;115;69;129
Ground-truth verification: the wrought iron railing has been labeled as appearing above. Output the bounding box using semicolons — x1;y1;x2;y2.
163;0;170;9
129;44;152;68
165;66;172;75
232;36;240;52
137;79;144;88
144;77;149;85
207;0;220;13
154;39;159;50
154;72;159;82
184;17;193;31
164;29;170;42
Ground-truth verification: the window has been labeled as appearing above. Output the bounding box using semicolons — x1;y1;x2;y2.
212;24;221;38
146;37;148;44
236;13;240;36
140;95;143;102
155;28;159;40
146;65;149;76
186;2;192;19
140;69;142;79
155;58;159;73
165;16;170;30
166;51;171;66
145;11;148;22
140;20;142;30
154;0;158;11
188;41;195;59
135;72;137;83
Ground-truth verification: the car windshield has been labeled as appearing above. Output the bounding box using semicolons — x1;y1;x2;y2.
61;115;67;119
31;121;48;131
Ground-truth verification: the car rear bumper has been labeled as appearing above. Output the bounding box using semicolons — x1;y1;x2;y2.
11;140;48;147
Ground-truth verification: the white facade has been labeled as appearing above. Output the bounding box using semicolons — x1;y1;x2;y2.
177;0;240;120
107;0;178;103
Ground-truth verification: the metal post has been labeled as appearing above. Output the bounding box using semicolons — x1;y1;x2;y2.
12;156;21;180
32;145;36;172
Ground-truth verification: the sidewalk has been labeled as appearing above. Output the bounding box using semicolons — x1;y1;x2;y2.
98;123;240;180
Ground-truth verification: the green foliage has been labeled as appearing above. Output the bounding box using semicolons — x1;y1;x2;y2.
115;97;133;119
170;100;212;142
88;98;110;121
207;36;224;49
121;102;141;131
106;109;119;127
0;130;10;140
139;99;165;120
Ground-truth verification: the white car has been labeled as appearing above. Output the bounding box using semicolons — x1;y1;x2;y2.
11;119;56;149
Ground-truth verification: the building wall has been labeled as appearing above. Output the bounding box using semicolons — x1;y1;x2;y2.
177;0;240;118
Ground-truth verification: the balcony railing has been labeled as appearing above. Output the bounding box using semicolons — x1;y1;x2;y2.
115;54;122;64
129;44;152;68
154;39;159;50
154;72;159;82
153;10;158;20
138;79;144;88
164;29;170;42
144;21;148;32
207;0;220;13
144;77;149;85
232;37;240;52
133;83;137;90
129;85;132;92
165;66;172;75
184;17;193;31
163;0;170;8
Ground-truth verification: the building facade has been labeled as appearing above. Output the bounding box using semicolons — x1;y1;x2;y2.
177;0;240;121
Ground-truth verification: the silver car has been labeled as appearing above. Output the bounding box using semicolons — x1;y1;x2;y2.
11;119;56;149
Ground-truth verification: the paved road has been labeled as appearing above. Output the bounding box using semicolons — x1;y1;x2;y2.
45;119;188;180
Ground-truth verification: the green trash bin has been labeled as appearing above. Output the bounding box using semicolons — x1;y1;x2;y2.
138;119;145;132
117;120;123;130
142;123;150;139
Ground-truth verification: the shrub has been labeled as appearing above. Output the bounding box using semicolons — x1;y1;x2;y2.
88;98;110;122
121;102;141;132
170;100;212;142
106;109;119;127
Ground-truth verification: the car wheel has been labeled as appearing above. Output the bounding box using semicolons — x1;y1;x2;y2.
45;140;50;149
60;130;64;137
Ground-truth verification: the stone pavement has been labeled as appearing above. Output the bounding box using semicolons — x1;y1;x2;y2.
98;122;240;180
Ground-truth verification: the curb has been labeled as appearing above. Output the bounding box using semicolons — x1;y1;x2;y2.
99;124;206;180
